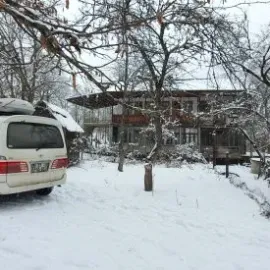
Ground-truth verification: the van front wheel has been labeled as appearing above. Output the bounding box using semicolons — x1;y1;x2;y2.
36;187;53;196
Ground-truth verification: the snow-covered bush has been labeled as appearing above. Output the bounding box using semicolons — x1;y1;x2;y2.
156;144;207;166
85;141;206;166
126;150;147;160
95;146;118;157
68;136;90;166
125;144;206;166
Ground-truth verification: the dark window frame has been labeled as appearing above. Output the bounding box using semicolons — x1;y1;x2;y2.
183;101;193;113
182;128;198;144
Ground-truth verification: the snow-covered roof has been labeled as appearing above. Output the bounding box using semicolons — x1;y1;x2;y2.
67;89;243;110
44;101;84;133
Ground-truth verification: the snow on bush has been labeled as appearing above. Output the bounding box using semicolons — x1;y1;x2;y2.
68;136;89;166
95;146;118;157
87;143;206;166
154;144;207;166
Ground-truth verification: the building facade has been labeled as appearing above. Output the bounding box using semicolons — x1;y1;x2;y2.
67;90;246;162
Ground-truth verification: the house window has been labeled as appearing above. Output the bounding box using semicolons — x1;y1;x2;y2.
201;128;213;146
198;101;209;112
133;102;143;115
175;132;180;144
123;130;132;143
228;130;240;147
183;101;193;113
133;129;140;143
216;129;228;146
161;101;170;109
112;126;119;143
144;101;154;114
172;100;181;109
166;137;174;145
172;101;181;117
182;128;198;144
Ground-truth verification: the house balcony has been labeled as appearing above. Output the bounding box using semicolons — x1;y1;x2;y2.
112;114;150;125
171;112;195;125
197;115;229;127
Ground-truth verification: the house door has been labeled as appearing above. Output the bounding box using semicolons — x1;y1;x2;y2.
112;126;118;143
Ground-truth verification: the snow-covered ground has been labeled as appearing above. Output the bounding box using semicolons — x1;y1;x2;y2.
0;160;270;270
222;165;270;212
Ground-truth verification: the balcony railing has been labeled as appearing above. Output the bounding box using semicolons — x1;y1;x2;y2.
112;114;149;125
112;113;196;125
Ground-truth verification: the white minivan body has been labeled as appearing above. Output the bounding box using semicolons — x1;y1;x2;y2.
0;115;68;195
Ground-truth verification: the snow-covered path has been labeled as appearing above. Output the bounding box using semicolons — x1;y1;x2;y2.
0;160;270;270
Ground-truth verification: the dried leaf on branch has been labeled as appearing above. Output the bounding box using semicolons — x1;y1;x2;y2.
156;12;164;25
0;0;6;9
66;0;70;9
115;45;121;54
72;73;76;89
70;36;81;54
40;35;62;54
40;35;47;49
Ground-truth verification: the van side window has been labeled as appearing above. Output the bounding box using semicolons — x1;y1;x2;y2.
7;123;64;149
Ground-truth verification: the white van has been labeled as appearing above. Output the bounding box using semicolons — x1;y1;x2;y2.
0;115;68;195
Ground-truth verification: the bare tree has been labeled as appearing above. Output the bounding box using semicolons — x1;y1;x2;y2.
110;0;240;158
1;0;257;166
117;0;130;172
206;18;270;162
0;1;240;92
0;13;69;103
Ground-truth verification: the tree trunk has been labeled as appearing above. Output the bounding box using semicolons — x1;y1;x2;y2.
118;105;127;172
150;86;163;160
212;130;217;168
27;90;35;103
118;0;130;172
153;114;163;156
21;84;26;100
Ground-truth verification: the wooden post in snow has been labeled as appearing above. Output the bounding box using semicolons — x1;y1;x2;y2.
225;152;229;178
212;130;217;168
144;163;153;191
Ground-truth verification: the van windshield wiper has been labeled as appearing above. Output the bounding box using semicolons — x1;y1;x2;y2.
36;143;49;151
36;142;57;151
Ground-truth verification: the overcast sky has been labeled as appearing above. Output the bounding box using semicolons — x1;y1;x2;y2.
63;0;270;32
227;0;270;33
62;0;270;93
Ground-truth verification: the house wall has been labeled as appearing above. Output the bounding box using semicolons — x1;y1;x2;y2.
84;107;112;125
83;93;246;160
91;126;112;147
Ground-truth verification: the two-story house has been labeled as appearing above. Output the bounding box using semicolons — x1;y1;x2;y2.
67;90;246;162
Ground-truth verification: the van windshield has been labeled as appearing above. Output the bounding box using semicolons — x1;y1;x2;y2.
7;122;64;149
